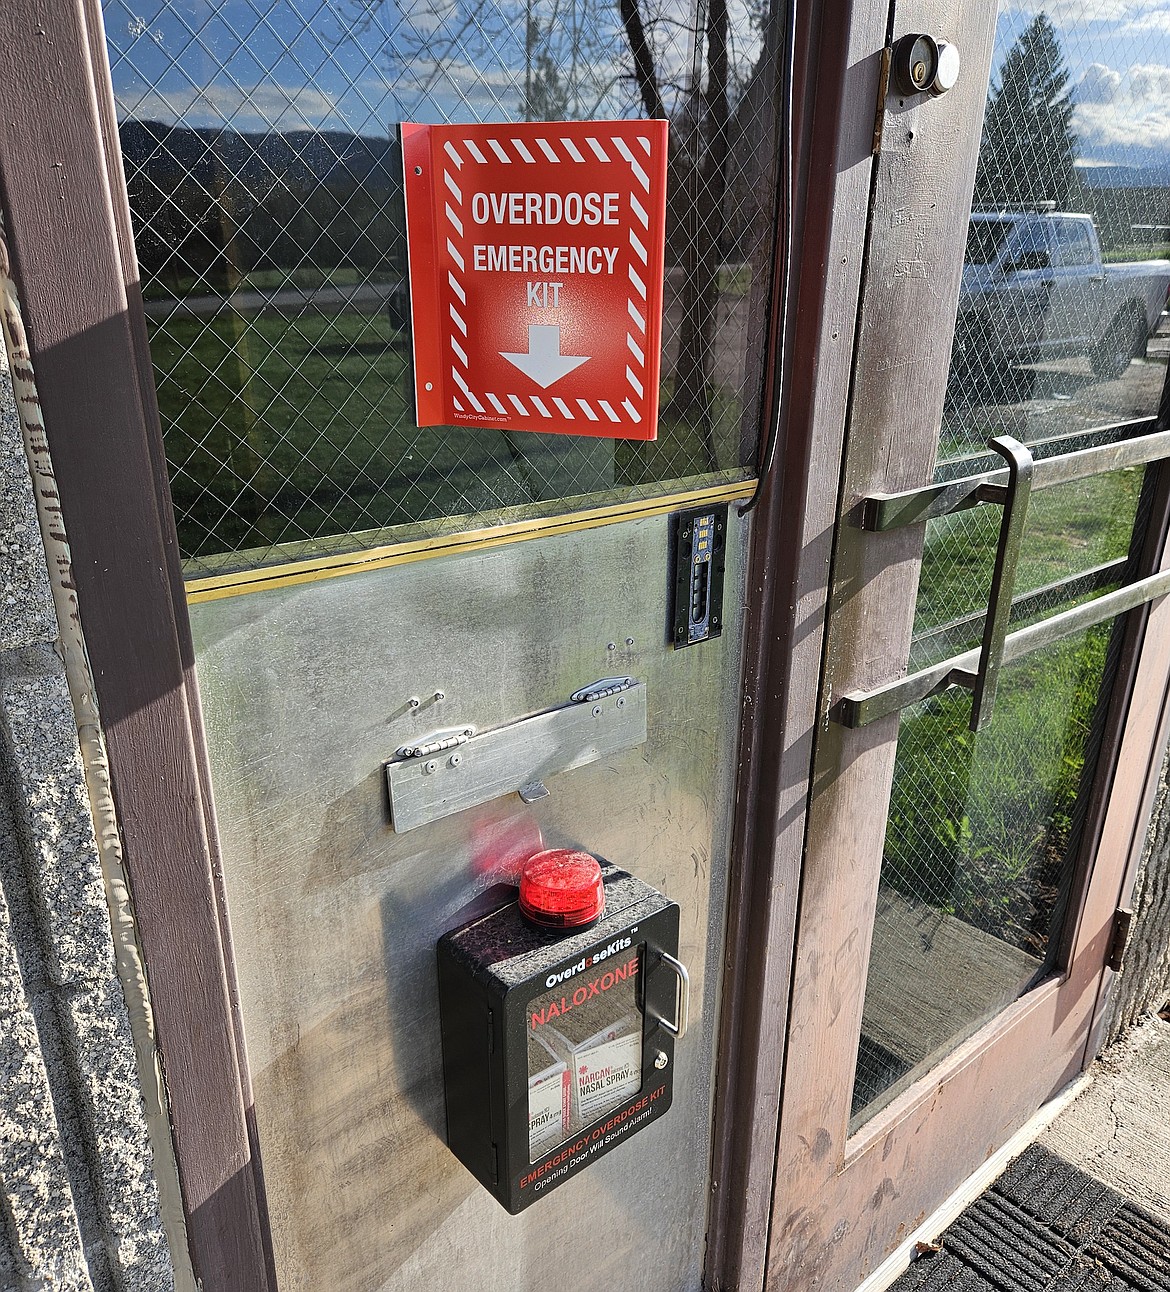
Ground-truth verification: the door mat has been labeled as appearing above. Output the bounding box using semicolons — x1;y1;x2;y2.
891;1143;1170;1292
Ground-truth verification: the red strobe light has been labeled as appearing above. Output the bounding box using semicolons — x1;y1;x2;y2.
518;850;605;929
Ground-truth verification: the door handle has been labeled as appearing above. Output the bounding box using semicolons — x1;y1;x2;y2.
947;436;1033;731
838;425;1170;730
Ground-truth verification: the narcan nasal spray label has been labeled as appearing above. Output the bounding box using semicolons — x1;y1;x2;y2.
526;946;642;1158
528;1034;570;1159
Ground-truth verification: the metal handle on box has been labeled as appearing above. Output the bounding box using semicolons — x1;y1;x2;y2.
655;952;690;1041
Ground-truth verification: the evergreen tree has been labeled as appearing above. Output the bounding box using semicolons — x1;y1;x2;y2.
974;13;1079;209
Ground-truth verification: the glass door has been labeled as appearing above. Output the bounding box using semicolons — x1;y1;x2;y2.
91;0;788;1288
768;0;1170;1284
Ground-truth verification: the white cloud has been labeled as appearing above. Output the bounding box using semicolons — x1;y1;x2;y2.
1129;61;1170;98
1077;61;1122;102
1120;5;1170;31
1075;62;1170;155
1001;0;1136;24
116;81;345;132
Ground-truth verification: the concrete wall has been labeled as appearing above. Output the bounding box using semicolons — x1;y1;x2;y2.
0;341;175;1290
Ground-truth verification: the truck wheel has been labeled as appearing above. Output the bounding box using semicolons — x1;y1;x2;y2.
1091;308;1147;381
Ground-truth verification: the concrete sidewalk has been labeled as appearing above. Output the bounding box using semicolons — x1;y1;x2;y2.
1041;1013;1170;1225
888;1014;1170;1292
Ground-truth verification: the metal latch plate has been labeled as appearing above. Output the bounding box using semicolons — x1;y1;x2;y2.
386;683;647;832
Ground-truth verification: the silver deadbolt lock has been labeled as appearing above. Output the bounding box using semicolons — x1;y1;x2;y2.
892;34;960;96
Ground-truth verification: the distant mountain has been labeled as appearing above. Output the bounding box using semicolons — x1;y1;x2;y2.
118;119;402;192
1077;161;1170;190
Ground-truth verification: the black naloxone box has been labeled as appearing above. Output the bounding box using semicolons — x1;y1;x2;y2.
436;865;683;1212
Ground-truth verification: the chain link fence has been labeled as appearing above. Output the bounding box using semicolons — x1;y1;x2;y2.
102;0;783;572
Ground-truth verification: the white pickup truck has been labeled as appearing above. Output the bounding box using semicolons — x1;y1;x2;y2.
953;210;1170;381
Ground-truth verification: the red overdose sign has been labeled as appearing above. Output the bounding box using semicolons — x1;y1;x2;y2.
402;120;668;440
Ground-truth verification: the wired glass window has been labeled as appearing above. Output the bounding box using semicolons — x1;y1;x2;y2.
101;0;784;575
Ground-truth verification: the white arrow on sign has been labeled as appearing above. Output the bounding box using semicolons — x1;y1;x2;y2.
500;325;590;389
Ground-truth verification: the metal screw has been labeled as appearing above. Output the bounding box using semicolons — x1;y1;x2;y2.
413;165;422;175
424;759;438;774
425;382;434;392
591;705;602;717
408;696;421;709
607;642;616;651
449;752;462;767
712;617;720;627
625;637;635;646
433;690;445;701
616;696;625;708
654;1050;669;1070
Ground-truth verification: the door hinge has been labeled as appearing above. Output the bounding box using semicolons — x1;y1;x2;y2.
873;44;893;155
1108;906;1134;972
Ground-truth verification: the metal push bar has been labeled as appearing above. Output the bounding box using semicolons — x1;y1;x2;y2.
838;426;1170;730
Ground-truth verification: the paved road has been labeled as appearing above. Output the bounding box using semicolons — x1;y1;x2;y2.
143;280;404;321
944;325;1169;453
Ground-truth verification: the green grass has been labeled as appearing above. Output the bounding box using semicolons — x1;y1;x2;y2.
911;467;1142;644
149;306;748;559
717;263;753;296
143;265;400;300
885;624;1110;956
1102;243;1170;263
885;465;1142;955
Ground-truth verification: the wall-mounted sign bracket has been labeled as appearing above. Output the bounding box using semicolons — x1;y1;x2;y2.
386;683;647;832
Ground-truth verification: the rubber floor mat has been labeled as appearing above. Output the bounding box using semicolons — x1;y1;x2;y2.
891;1144;1170;1292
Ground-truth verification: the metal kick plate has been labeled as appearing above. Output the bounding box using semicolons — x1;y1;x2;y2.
385;683;647;832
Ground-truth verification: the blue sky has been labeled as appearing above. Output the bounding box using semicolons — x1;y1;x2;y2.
102;0;1170;168
996;1;1170;167
100;0;748;133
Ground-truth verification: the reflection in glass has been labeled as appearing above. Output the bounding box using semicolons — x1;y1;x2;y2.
851;0;1170;1129
851;626;1112;1130
101;0;785;570
909;467;1143;669
942;9;1170;469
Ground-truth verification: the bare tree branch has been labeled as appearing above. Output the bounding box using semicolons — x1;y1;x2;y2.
619;0;667;118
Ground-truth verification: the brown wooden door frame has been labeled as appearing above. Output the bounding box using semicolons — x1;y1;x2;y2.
0;3;273;1287
0;3;822;1290
705;0;890;1285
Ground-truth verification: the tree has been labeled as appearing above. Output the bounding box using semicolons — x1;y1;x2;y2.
667;0;729;426
347;0;774;453
522;19;571;120
974;13;1079;209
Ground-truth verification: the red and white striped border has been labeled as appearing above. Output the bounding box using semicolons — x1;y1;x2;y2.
442;132;654;425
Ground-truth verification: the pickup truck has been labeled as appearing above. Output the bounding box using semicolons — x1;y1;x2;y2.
953;210;1170;383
